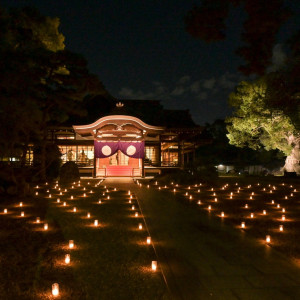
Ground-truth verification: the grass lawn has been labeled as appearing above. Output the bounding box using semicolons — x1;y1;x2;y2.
147;176;300;264
0;179;170;299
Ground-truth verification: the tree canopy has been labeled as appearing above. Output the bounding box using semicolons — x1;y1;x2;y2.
184;0;291;75
0;6;108;180
226;78;300;173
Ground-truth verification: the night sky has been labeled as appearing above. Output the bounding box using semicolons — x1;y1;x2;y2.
2;1;300;125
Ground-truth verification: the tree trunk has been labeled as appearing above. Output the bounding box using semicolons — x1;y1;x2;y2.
283;138;300;174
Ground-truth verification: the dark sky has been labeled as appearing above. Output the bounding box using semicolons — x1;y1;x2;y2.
2;1;300;125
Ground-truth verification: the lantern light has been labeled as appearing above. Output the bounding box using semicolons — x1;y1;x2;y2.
245;204;248;208
69;240;74;249
151;261;157;271
94;219;98;226
36;217;40;223
266;235;271;243
138;223;143;230
214;198;218;202
250;213;254;218
197;200;201;205
44;223;48;230
279;225;283;232
21;211;24;217
52;283;59;297
65;254;70;264
4;208;7;214
71;196;73;200
132;205;135;210
19;202;23;207
208;205;211;211
241;222;245;228
98;200;101;204
135;212;138;217
73;207;77;213
63;202;66;206
87;212;90;218
263;210;266;215
282;208;285;213
147;237;151;244
221;212;225;217
35;192;38;195
282;215;285;221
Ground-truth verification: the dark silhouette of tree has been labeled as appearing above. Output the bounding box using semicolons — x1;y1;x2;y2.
185;0;291;75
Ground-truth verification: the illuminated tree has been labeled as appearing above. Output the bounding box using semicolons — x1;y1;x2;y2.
226;79;300;173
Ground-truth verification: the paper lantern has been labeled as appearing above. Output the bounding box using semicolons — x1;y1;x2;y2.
282;215;285;221
63;202;66;206
135;212;138;217
132;205;135;210
221;212;225;217
128;190;131;195
263;210;266;215
69;240;74;249
98;200;102;204
266;235;271;243
65;254;70;264
147;237;151;244
83;193;86;197
241;222;245;228
282;208;285;213
152;261;157;271
21;211;24;217
214;198;218;202
94;220;98;226
36;217;40;223
87;212;90;218
44;223;48;230
52;283;59;296
245;204;248;208
19;202;23;207
35;192;38;195
4;208;7;214
208;205;211;211
277;204;280;208
107;196;110;200
138;223;143;230
71;196;73;200
279;225;283;232
250;213;254;218
73;207;77;213
197;200;201;205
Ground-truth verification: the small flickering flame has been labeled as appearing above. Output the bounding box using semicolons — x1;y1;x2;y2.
135;212;138;217
241;222;245;228
71;196;73;200
21;211;24;217
73;207;77;212
94;219;98;226
152;261;157;271
107;196;110;200
250;213;254;218
19;202;23;207
57;198;60;203
98;200;101;204
245;204;248;208
279;225;283;232
65;254;70;264
36;217;40;223
214;198;218;202
44;223;48;230
87;212;90;218
208;205;211;211
282;208;285;213
4;208;7;214
63;202;66;206
132;205;135;210
277;204;280;208
197;200;201;205
138;223;143;230
221;212;225;217
282;215;285;221
52;283;59;297
266;235;271;243
263;210;266;215
83;193;86;197
35;192;38;195
147;236;151;244
69;240;74;249
49;194;52;198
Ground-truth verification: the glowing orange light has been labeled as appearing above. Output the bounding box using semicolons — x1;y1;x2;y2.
4;208;7;214
69;240;74;249
138;223;143;230
152;261;157;271
36;217;40;223
147;237;151;244
279;225;283;232
94;219;98;226
65;254;70;264
241;222;245;228
44;223;48;230
52;283;59;296
266;235;271;243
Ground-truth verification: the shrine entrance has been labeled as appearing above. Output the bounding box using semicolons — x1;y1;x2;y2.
73;113;164;177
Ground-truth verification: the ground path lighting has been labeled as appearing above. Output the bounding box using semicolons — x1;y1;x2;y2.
266;235;271;243
151;261;157;271
52;283;59;296
69;240;74;249
94;220;99;227
147;237;151;244
4;209;7;214
44;223;48;230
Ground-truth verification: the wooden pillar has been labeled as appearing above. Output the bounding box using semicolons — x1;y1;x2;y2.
93;156;96;178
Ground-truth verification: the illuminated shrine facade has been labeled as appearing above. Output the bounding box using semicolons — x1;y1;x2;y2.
46;100;205;177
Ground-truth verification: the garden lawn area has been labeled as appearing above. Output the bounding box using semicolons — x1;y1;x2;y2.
145;176;300;263
0;179;170;299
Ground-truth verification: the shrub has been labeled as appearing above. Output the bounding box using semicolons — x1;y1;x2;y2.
59;161;80;184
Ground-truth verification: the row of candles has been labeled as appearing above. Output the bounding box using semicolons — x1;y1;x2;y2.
40;180;157;296
137;180;299;246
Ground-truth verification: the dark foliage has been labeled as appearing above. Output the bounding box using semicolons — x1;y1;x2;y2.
59;161;80;184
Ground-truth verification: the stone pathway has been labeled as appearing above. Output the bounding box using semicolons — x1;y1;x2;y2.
104;178;300;300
